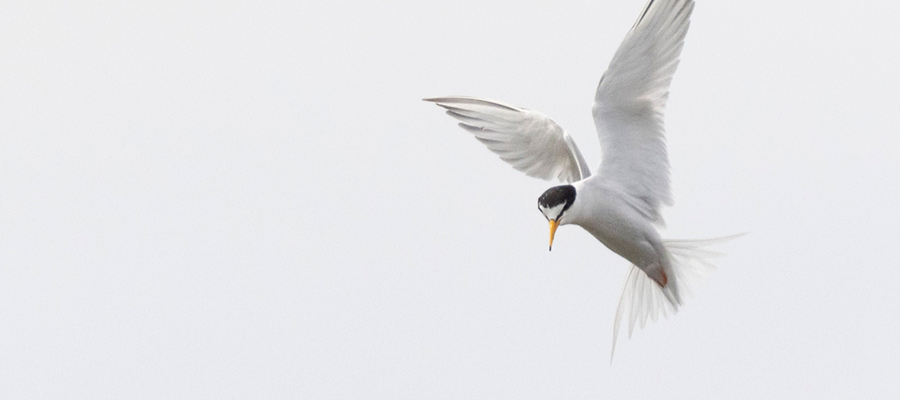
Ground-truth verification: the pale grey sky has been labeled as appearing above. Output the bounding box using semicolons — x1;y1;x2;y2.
2;0;899;398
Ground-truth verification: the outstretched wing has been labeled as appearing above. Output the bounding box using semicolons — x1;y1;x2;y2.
425;96;591;183
592;0;694;222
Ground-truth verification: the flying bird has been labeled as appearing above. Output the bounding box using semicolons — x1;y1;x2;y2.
425;0;740;357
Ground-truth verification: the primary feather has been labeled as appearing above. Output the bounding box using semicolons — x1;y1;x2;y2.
592;0;695;224
424;96;590;183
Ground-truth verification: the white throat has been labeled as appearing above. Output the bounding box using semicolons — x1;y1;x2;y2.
540;203;566;221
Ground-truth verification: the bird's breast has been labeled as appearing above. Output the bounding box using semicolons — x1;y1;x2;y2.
570;188;662;268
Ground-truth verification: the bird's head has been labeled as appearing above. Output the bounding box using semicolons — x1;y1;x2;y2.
537;184;577;251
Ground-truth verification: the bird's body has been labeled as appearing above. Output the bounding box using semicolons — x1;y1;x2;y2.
570;179;669;285
426;0;738;357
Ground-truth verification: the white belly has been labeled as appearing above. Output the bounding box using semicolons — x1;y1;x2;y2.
570;185;665;270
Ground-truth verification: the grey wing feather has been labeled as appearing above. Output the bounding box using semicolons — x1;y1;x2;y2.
425;96;590;183
592;0;694;223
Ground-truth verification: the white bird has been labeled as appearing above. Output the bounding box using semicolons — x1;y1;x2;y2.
426;0;739;358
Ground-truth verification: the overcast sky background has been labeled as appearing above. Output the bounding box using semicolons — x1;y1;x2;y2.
2;0;899;398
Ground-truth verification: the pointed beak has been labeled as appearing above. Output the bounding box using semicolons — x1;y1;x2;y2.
548;219;560;251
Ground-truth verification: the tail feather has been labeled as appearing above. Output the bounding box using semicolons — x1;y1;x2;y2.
610;234;745;362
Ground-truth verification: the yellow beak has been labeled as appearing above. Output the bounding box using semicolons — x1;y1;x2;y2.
548;219;560;251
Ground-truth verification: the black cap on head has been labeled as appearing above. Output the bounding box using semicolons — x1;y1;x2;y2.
538;185;576;212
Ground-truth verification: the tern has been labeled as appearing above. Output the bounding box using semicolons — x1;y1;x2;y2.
426;0;739;357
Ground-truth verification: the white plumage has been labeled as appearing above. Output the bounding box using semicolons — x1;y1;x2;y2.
424;96;591;183
426;0;739;359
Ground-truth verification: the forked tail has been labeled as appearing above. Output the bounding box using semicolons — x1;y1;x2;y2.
610;234;745;362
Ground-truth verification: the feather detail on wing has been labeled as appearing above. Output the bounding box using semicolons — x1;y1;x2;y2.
425;96;591;183
592;0;695;223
